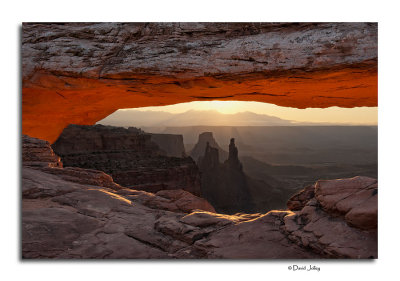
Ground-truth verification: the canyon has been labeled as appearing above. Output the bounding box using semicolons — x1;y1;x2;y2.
50;125;301;214
22;134;377;258
193;132;291;213
51;124;201;195
21;22;378;259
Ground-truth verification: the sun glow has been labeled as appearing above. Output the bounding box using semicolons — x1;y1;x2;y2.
124;101;246;114
120;101;378;125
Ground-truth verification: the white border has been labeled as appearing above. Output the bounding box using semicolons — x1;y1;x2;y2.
2;0;399;280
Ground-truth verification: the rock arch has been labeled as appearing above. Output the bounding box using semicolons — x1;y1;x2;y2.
22;22;377;142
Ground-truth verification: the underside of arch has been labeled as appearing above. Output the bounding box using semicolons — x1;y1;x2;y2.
21;23;377;143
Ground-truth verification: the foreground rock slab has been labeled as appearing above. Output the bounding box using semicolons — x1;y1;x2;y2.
286;176;377;258
22;166;319;259
21;135;377;259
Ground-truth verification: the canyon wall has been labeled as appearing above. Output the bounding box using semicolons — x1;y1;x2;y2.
193;133;291;213
51;124;201;196
22;134;377;259
150;133;186;157
22;23;377;142
22;134;63;168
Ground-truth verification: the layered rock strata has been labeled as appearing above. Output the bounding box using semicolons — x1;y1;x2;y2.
285;177;377;258
150;133;186;157
22;135;377;259
22;23;378;143
22;134;62;168
51;124;201;196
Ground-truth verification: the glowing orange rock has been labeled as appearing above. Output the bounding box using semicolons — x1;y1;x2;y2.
22;23;377;142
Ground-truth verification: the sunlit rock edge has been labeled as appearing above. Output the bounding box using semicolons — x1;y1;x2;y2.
22;134;377;259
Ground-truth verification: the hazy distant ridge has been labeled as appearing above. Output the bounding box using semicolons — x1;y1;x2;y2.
98;109;328;127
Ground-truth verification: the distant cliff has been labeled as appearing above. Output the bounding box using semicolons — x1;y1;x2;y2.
52;124;201;196
190;132;228;162
22;134;377;259
150;133;186;157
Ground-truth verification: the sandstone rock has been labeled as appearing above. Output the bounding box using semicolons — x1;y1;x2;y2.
22;163;377;259
21;166;208;258
287;185;315;211
180;211;236;227
22;167;79;199
150;133;186;157
283;203;377;258
52;124;159;155
119;189;215;213
22;23;377;143
22;134;62;168
315;176;377;229
51;124;202;196
345;194;377;230
191;132;228;162
198;137;254;213
22;134;122;191
22;207;101;258
21;134;377;259
22;163;319;259
22;167;171;258
155;189;215;213
180;210;319;259
283;177;378;258
41;166;122;191
22;23;377;81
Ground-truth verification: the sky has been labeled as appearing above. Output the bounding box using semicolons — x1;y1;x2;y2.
119;101;378;125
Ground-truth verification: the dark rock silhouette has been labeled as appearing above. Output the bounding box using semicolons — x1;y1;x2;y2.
203;142;220;168
196;134;293;213
199;137;254;214
150;133;186;157
51;124;201;196
227;138;242;170
22;134;377;259
190;132;228;162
